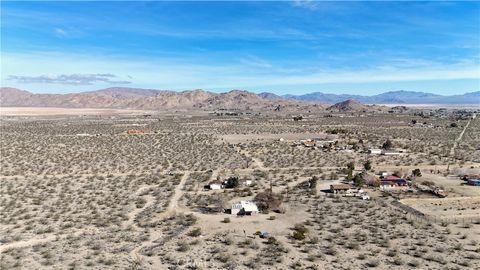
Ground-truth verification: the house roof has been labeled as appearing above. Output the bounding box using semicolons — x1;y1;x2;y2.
380;181;395;185
381;179;407;186
232;201;259;212
209;180;223;185
384;175;400;181
330;184;351;190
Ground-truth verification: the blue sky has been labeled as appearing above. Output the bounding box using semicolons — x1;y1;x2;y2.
1;1;479;95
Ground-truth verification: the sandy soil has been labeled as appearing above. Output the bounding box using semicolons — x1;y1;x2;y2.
401;196;480;219
221;132;336;143
0;107;151;116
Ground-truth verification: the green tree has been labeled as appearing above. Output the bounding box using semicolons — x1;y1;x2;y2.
346;162;355;181
225;176;239;188
309;176;318;189
412;168;422;177
363;160;372;171
347;162;355;172
353;173;365;187
382;139;393;150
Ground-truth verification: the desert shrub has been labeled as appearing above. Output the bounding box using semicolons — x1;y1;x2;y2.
187;227;202;237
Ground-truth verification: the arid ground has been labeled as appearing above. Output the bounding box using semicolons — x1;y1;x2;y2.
1;107;479;270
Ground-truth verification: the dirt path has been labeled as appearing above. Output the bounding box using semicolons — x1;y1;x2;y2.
0;229;97;254
0;235;57;253
241;149;266;170
166;172;189;213
450;119;471;156
129;172;190;266
123;185;157;229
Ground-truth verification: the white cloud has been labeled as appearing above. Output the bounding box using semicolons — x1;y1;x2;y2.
1;51;478;92
292;0;319;11
7;73;131;85
54;28;67;37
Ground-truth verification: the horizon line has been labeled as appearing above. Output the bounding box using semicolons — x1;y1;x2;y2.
1;85;478;97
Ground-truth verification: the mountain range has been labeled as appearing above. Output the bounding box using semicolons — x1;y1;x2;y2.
282;90;480;104
0;87;325;111
0;87;478;112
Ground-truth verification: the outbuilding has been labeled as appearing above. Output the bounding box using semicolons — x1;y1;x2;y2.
330;184;352;194
231;201;259;215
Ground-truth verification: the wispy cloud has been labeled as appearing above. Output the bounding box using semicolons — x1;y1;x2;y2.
239;55;273;69
1;52;477;94
54;28;67;37
7;73;132;85
291;0;319;11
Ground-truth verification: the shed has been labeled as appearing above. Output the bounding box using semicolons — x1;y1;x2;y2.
330;184;352;194
231;201;259;216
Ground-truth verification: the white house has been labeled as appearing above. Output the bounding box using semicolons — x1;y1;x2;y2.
205;180;223;190
243;180;253;186
368;148;383;155
209;183;223;190
231;201;259;215
382;151;402;156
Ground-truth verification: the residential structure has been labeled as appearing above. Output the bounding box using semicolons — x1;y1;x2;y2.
330;184;352;194
205;180;223;190
368;148;382;155
301;139;316;148
231;201;259;215
379;176;408;191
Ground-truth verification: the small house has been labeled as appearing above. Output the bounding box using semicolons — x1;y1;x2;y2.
330;184;352;194
205;180;224;190
302;139;316;148
378;171;389;177
380;176;408;191
368;148;382;155
127;129;146;135
231;201;259;216
382;151;402;156
243;180;253;186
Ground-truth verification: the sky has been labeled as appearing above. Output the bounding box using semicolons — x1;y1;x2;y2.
1;1;479;95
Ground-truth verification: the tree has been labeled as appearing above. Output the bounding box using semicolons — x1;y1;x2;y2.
382;139;393;150
224;176;239;189
363;160;372;171
364;173;380;187
347;162;355;172
353;173;365;187
309;176;318;189
412;168;422;177
450;123;458;128
254;191;282;212
346;162;355;181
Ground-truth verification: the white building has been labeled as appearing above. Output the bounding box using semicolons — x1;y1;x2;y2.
231;201;259;215
243;180;253;186
368;148;383;155
209;183;223;190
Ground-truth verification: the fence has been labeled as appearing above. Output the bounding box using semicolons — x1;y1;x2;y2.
389;199;480;225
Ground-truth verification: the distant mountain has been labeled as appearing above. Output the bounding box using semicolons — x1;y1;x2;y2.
258;92;284;101
1;87;477;110
327;99;369;112
283;90;480;104
0;87;324;111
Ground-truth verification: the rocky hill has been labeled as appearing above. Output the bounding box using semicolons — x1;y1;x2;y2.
327;99;369;112
0;87;326;111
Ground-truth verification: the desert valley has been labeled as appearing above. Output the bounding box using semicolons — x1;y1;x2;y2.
0;87;479;270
